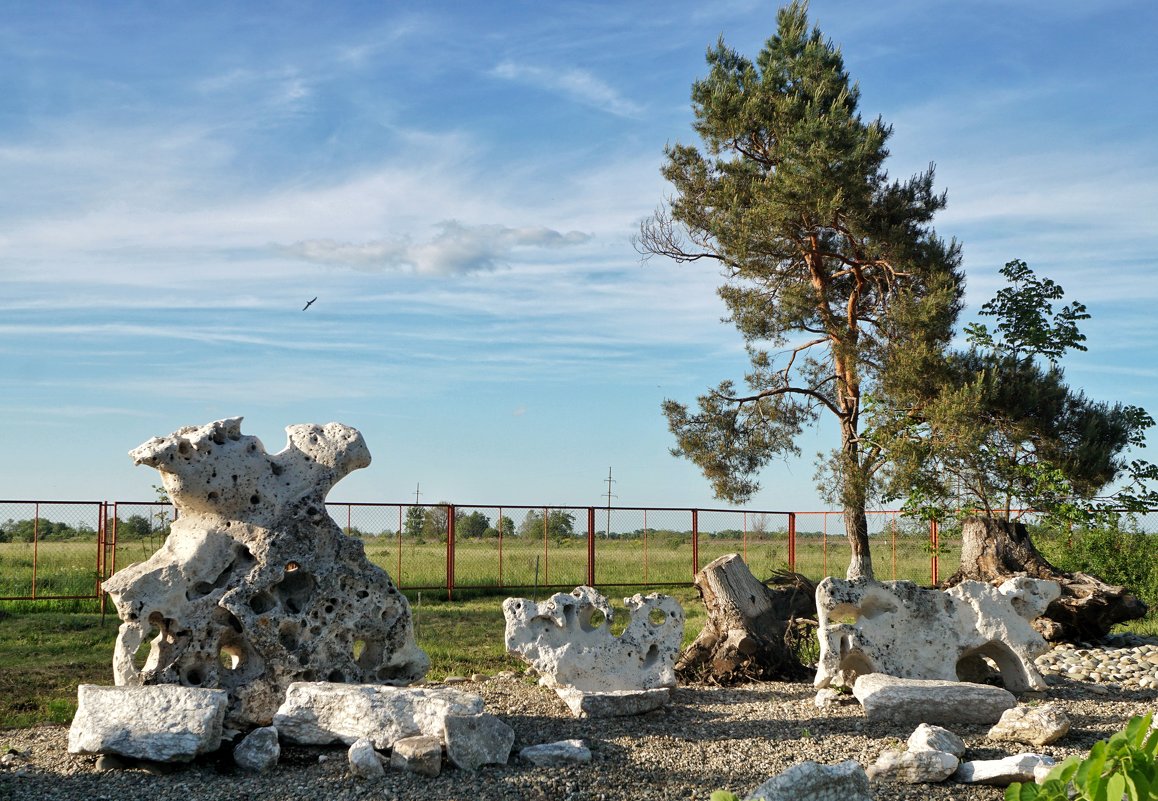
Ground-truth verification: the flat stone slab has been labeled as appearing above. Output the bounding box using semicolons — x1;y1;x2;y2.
519;739;591;766
853;674;1015;726
273;682;483;749
867;749;959;783
555;687;671;718
954;753;1055;786
67;684;227;762
747;759;872;801
987;703;1071;746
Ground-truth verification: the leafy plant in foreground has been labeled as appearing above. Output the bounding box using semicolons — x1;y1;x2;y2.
1005;713;1157;801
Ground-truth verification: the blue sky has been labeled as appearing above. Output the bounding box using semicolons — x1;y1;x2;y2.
1;1;1155;512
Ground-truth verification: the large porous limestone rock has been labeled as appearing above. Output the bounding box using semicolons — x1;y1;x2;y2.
814;575;1058;692
503;585;683;716
103;418;429;728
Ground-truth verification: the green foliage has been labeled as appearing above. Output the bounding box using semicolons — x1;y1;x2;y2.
1035;520;1158;610
456;510;490;539
517;509;576;539
883;260;1156;524
0;517;91;543
709;791;742;801
637;1;963;579
1005;713;1157;801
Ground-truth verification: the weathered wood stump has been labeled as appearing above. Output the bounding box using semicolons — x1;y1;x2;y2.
675;553;816;683
943;516;1147;643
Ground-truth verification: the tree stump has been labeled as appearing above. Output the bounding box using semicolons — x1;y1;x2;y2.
944;516;1147;642
675;553;816;684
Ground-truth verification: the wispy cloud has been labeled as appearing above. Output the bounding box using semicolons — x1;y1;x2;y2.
491;61;643;118
279;220;593;275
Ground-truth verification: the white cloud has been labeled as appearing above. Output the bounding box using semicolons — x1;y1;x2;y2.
491;61;643;118
279;220;593;275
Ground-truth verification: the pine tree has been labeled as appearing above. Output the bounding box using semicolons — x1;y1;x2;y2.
638;2;963;578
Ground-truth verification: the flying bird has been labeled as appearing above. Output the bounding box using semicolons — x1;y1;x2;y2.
303;297;317;311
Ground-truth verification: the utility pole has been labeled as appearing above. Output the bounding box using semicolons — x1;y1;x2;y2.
414;483;422;506
603;467;617;539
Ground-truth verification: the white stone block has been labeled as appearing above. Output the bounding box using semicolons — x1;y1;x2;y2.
273;682;483;749
907;723;966;757
867;748;958;783
233;726;280;772
746;760;872;801
347;738;385;778
67;684;227;762
443;713;514;771
519;739;591;766
954;753;1055;786
852;674;1016;726
389;735;442;777
987;703;1071;746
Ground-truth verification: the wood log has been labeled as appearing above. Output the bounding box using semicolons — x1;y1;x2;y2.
675;553;816;684
944;516;1148;642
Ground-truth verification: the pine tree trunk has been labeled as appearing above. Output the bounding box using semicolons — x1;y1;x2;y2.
844;506;872;580
675;553;816;683
945;516;1148;642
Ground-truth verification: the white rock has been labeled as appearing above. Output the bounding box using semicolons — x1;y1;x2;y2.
987;703;1071;746
503;585;684;693
347;738;385;779
746;760;872;801
814;576;1058;693
907;723;966;758
954;753;1055;786
867;748;958;783
105;418;429;728
1033;762;1058;783
67;684;227;762
273;682;483;749
555;687;671;718
389;735;442;777
519;739;592;766
813;688;855;709
443;713;514;771
233;726;280;772
852;674;1016;726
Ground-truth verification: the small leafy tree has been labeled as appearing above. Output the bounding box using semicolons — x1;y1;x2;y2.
883;259;1156;523
636;1;964;578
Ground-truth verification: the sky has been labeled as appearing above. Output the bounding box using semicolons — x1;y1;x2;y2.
1;1;1156;513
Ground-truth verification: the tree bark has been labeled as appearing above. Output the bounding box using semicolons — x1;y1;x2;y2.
944;516;1148;642
675;553;816;683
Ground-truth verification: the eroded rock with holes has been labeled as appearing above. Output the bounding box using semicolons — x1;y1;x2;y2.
814;576;1059;692
503;586;683;716
102;417;429;728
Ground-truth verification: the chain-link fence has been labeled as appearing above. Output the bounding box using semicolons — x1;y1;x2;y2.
3;500;1155;607
0;500;108;605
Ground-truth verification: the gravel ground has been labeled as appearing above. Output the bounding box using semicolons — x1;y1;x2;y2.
2;670;1155;801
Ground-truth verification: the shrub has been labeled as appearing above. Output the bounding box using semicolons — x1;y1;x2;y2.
1005;712;1156;801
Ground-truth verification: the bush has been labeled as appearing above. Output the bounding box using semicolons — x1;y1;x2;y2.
1005;712;1156;801
1034;519;1158;610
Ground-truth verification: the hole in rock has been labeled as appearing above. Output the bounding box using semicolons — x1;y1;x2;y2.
327;670;345;683
250;494;261;505
356;590;369;600
278;623;299;651
355;639;385;671
648;608;667;626
248;592;275;614
207;491;219;503
324;605;334;614
178;441;191;456
270;462;284;476
212;429;225;445
301;670;317;681
185;668;203;686
132;631;156;671
219;647;242;671
274;567;315;615
235;544;254;563
585;609;605;630
641;644;659;669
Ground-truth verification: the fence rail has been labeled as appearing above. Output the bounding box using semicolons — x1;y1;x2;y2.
1;499;1155;606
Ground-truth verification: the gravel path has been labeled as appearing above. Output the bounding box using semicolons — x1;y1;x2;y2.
2;647;1156;801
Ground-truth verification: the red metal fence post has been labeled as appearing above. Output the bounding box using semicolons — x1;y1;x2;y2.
930;517;940;586
587;507;596;586
446;504;455;601
788;512;796;573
